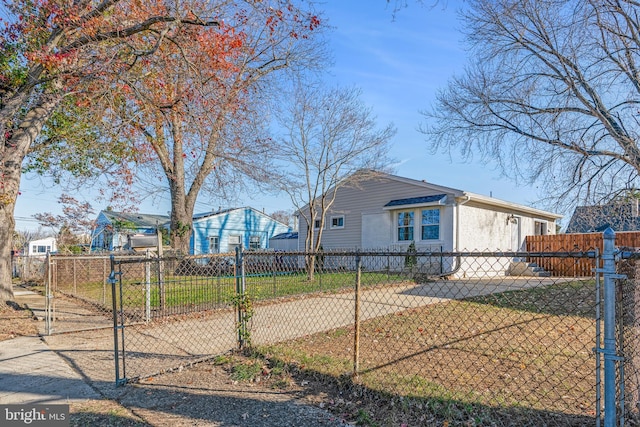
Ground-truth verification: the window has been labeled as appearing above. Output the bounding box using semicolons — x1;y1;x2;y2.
330;215;345;229
397;211;414;241
249;235;261;250
208;236;220;254
534;221;547;236
314;219;322;229
228;234;242;252
421;208;440;240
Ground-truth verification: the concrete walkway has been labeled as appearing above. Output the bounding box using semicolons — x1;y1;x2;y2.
0;287;100;405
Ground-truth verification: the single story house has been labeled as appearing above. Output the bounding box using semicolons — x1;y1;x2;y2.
191;207;290;254
297;171;562;277
92;211;170;251
27;237;57;256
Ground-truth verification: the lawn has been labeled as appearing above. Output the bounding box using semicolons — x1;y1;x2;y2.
256;279;598;426
72;269;410;315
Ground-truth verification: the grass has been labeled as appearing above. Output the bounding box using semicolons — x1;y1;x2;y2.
254;279;598;426
67;270;410;313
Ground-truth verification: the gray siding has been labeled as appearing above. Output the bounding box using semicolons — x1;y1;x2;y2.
299;175;457;250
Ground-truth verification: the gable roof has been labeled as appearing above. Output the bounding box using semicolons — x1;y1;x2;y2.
566;202;640;233
101;211;169;228
192;207;238;220
191;207;289;228
314;170;562;220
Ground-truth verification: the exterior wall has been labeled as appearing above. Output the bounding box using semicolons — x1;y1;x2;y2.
457;201;557;252
298;175;457;251
27;237;57;256
269;237;298;251
191;208;289;255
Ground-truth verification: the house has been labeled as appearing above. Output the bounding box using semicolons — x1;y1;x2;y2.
191;207;290;254
565;199;640;233
297;171;562;277
92;211;170;251
269;231;299;251
27;237;57;256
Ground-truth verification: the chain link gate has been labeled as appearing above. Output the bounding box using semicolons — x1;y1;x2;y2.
111;252;243;385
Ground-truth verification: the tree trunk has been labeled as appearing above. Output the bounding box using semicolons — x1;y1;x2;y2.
0;203;16;304
1;89;59;305
169;187;193;254
0;143;23;304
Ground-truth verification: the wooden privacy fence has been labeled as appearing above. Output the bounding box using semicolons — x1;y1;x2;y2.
526;231;640;276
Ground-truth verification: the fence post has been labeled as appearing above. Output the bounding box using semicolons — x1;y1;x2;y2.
145;251;151;322
235;247;247;349
353;250;361;376
602;228;625;427
44;252;53;335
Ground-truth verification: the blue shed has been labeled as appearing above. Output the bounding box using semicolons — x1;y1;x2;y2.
190;207;290;255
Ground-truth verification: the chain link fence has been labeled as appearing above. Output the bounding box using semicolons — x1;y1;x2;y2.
617;254;640;426
107;249;600;426
12;255;46;281
46;254;136;334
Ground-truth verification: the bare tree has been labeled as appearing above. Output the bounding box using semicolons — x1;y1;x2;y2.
33;194;95;249
270;210;296;230
276;82;396;278
422;0;640;213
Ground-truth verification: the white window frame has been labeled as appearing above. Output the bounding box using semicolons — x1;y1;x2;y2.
208;236;220;254
534;220;548;236
420;208;440;241
330;215;345;229
249;235;261;250
397;210;414;242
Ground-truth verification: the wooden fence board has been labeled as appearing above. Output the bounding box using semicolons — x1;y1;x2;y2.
525;232;640;277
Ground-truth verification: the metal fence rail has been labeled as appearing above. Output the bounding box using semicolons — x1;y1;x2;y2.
110;249;602;426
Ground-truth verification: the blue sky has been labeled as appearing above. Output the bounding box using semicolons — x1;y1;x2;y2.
14;1;550;232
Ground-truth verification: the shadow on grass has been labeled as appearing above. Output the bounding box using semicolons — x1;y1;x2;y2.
464;279;597;319
248;348;598;427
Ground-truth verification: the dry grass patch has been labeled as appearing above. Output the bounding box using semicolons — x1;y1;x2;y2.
258;280;598;426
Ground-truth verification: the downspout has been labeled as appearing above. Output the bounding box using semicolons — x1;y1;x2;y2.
455;195;471;252
440;195;470;278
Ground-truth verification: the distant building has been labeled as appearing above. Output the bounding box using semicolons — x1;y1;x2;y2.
92;207;290;254
269;231;299;251
565;199;640;233
27;237;57;256
92;211;169;251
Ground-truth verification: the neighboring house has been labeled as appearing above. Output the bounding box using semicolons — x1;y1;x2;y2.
27;237;57;256
269;231;299;251
566;200;640;233
297;171;562;277
92;211;169;251
191;207;290;255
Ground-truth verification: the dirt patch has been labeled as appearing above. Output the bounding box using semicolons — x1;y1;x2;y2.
70;399;149;426
0;301;39;340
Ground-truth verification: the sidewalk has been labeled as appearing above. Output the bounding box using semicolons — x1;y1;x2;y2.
0;287;100;405
0;286;350;426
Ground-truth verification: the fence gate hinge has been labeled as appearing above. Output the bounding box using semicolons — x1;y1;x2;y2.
593;269;627;280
